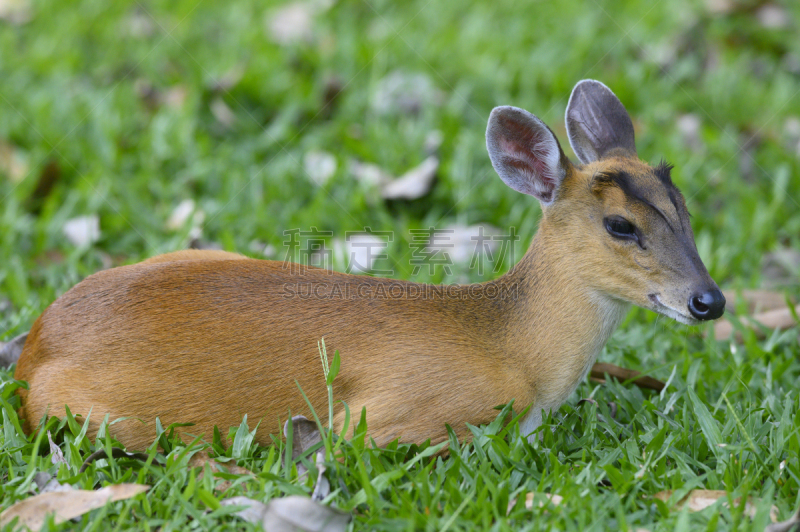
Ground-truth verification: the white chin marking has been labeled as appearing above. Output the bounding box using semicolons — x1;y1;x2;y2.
650;295;700;325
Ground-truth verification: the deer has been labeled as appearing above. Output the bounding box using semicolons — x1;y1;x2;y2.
14;80;726;450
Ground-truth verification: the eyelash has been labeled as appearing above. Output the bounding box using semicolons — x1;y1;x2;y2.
604;216;643;248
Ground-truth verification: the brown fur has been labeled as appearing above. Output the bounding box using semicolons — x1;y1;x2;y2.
14;156;713;449
15;87;720;449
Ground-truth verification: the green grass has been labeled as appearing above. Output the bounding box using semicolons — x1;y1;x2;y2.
1;0;800;529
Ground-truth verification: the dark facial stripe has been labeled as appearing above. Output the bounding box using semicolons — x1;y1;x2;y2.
593;171;676;233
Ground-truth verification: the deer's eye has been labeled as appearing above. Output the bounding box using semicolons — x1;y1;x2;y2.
604;216;640;245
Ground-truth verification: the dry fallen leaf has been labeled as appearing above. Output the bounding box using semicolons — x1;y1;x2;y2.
676;114;703;152
122;7;155;38
762;249;800;288
223;495;350;531
0;0;31;24
63;215;100;247
723;289;796;315
47;431;66;466
334;234;390;274
425;224;502;266
33;472;73;494
284;415;323;476
166;199;204;231
507;492;563;514
713;304;800;341
653;490;778;522
0;332;27;367
381;156;438;200
221;496;269;523
424;130;444;154
188;450;253;493
590;362;666;392
210;97;236;128
266;2;314;45
304;151;337;187
284;415;322;461
756;4;790;30
26;160;61;214
311;447;330;502
784;117;800;157
248;240;276;257
0;140;30;182
349;160;392;189
0;484;149;530
135;81;188;111
371;71;443;115
264;495;350;531
207;65;245;93
705;0;735;15
283;415;330;499
765;509;800;532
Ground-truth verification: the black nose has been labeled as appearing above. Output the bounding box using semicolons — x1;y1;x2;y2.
688;289;726;320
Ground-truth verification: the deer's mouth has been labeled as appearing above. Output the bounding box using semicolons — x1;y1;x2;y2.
648;293;701;325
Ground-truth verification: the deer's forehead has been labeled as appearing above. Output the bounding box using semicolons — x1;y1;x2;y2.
571;158;687;223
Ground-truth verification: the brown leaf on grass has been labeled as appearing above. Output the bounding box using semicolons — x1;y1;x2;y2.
284;415;322;462
33;472;73;494
381;156;438;200
221;496;270;523
506;492;563;514
210;98;236;128
122;7;155;38
0;0;31;24
207;65;245;93
320;76;343;119
756;4;791;30
723;289;796;315
371;71;443;115
676;114;703;152
284;415;323;478
47;431;66;466
0;332;28;367
223;495;351;531
188;451;253;493
264;496;350;531
590;362;666;392
282;416;330;500
762;249;800;288
713;304;800;341
653;490;778;521
332;234;390;274
266;2;314;45
349;160;393;188
135;81;188;111
304;150;337;187
765;509;800;532
63;215;101;247
0;140;29;182
166;199;204;231
26;160;60;214
0;484;149;530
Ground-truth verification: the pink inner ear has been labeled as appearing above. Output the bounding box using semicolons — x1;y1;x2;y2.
498;136;556;188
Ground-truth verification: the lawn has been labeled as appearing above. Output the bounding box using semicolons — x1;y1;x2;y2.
1;0;799;529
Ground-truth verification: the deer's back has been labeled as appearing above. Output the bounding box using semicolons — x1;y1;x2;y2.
15;256;523;448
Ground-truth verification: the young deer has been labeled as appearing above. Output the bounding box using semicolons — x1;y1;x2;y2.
15;80;725;449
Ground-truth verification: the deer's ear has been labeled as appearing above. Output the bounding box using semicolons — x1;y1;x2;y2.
486;106;568;205
565;80;637;164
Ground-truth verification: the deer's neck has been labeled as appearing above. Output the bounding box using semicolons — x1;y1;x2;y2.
490;222;629;410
